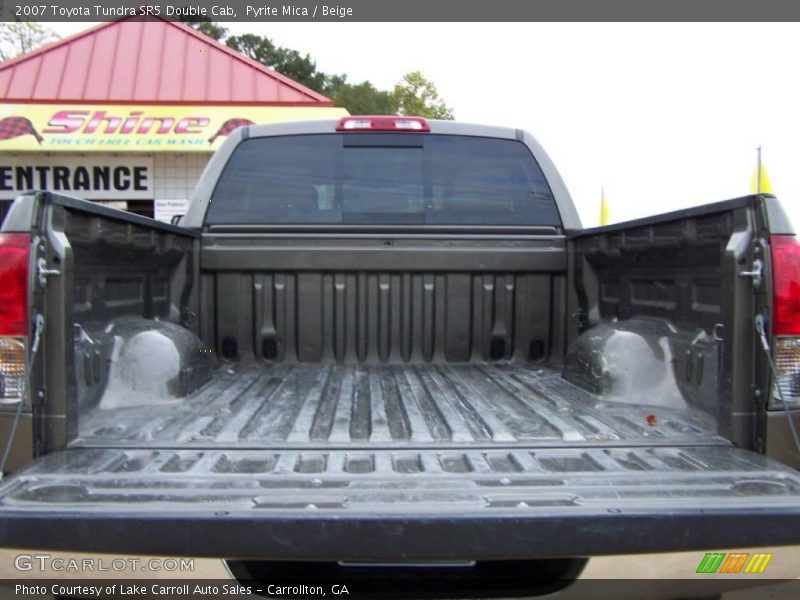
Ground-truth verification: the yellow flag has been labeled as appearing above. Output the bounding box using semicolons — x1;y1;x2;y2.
599;188;609;226
750;160;774;194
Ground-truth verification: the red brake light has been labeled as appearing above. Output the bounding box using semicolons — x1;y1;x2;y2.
771;234;800;336
0;233;30;336
336;116;430;132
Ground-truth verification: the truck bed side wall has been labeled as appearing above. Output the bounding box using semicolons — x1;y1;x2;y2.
34;194;198;459
572;197;761;450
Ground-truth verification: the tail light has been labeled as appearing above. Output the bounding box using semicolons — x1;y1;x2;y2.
336;116;430;132
770;234;800;409
0;233;30;404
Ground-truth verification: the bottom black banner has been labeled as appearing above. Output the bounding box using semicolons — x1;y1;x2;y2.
1;578;798;600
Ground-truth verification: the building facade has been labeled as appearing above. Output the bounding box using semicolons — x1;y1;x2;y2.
0;17;346;222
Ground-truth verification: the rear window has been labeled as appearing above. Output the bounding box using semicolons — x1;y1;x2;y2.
206;134;561;226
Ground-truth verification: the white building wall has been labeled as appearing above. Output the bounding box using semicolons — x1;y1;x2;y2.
0;152;212;201
0;151;213;222
153;153;212;200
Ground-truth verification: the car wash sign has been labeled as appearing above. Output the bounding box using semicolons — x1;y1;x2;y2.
0;156;153;200
0;104;347;152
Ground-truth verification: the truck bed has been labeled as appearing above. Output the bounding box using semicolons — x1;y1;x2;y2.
76;363;724;450
12;361;799;562
5;156;800;563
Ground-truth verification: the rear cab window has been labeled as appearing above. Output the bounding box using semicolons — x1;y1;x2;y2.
205;134;562;226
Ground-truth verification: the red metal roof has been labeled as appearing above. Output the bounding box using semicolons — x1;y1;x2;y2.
0;17;332;105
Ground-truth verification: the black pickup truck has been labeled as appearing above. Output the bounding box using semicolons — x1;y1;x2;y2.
0;116;799;594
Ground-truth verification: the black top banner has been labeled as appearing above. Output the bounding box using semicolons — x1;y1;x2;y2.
2;0;799;22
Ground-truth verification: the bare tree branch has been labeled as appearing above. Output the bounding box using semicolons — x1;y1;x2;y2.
0;21;59;62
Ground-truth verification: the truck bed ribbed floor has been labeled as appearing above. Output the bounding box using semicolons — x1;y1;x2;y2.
76;364;725;449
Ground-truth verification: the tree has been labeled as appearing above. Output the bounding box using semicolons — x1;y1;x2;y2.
226;34;328;93
0;22;58;62
321;73;347;97
331;81;398;115
178;17;228;41
186;21;228;42
392;71;454;120
175;26;456;118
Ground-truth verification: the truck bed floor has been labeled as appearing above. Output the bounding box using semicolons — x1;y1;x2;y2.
76;364;725;449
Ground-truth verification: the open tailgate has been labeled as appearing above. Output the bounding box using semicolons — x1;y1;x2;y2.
0;445;799;559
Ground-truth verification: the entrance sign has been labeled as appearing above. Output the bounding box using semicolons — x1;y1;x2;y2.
0;155;154;199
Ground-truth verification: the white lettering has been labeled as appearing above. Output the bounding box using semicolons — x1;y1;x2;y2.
247;5;278;17
283;5;309;16
166;5;209;17
322;6;353;18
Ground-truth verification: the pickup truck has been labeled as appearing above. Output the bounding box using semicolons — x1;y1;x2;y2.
0;116;799;595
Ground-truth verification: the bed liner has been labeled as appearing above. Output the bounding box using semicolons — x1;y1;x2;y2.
76;363;724;450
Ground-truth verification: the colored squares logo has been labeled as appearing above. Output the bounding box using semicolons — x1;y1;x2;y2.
696;552;773;574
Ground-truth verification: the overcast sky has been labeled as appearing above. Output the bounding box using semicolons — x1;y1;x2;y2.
50;22;800;229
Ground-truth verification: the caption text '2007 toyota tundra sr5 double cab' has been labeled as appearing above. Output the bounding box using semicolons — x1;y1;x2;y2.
0;116;799;593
